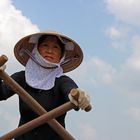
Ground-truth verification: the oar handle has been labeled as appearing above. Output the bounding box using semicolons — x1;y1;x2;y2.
0;55;8;67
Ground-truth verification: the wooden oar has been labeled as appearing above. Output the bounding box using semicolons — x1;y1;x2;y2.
0;90;92;140
0;55;92;140
0;55;75;140
0;102;76;140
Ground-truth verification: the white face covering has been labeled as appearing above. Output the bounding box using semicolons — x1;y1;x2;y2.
25;46;64;90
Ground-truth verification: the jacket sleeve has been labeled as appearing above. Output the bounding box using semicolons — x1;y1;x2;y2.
0;71;25;100
58;75;78;101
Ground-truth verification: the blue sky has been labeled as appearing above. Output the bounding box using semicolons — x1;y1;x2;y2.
0;0;140;140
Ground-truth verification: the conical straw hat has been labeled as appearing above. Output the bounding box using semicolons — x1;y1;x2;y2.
14;31;83;73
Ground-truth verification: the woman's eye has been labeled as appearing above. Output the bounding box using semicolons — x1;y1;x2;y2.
53;45;60;49
43;44;48;47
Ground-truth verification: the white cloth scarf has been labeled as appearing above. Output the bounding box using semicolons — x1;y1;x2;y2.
25;46;64;90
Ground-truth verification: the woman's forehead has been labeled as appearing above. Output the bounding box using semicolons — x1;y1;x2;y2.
41;36;58;43
38;35;64;50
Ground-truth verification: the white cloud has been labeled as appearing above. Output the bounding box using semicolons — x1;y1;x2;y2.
0;0;39;135
0;0;39;73
69;57;116;89
125;35;140;70
106;26;122;39
105;0;140;26
78;123;96;140
104;0;140;97
105;26;131;51
127;107;140;122
89;57;116;85
109;34;140;97
0;96;19;135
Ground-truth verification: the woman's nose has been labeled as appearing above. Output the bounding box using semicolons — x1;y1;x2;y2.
46;47;53;53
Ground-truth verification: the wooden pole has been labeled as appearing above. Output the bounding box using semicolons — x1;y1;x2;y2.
0;55;75;140
0;55;92;140
0;102;76;140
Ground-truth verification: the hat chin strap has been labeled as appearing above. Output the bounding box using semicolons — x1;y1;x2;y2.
22;48;58;69
20;46;79;69
60;56;79;66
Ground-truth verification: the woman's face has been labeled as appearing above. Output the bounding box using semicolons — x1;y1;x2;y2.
38;36;62;63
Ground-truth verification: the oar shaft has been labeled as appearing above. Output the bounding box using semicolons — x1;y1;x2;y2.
0;55;75;140
0;102;76;140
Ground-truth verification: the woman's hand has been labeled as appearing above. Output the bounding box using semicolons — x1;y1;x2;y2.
68;88;91;110
0;65;6;71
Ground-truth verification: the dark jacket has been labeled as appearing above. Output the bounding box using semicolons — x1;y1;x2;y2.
0;71;78;140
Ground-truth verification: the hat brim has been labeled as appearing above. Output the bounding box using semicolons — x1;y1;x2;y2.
14;32;83;73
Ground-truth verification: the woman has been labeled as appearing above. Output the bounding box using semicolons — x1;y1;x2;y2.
0;31;91;140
